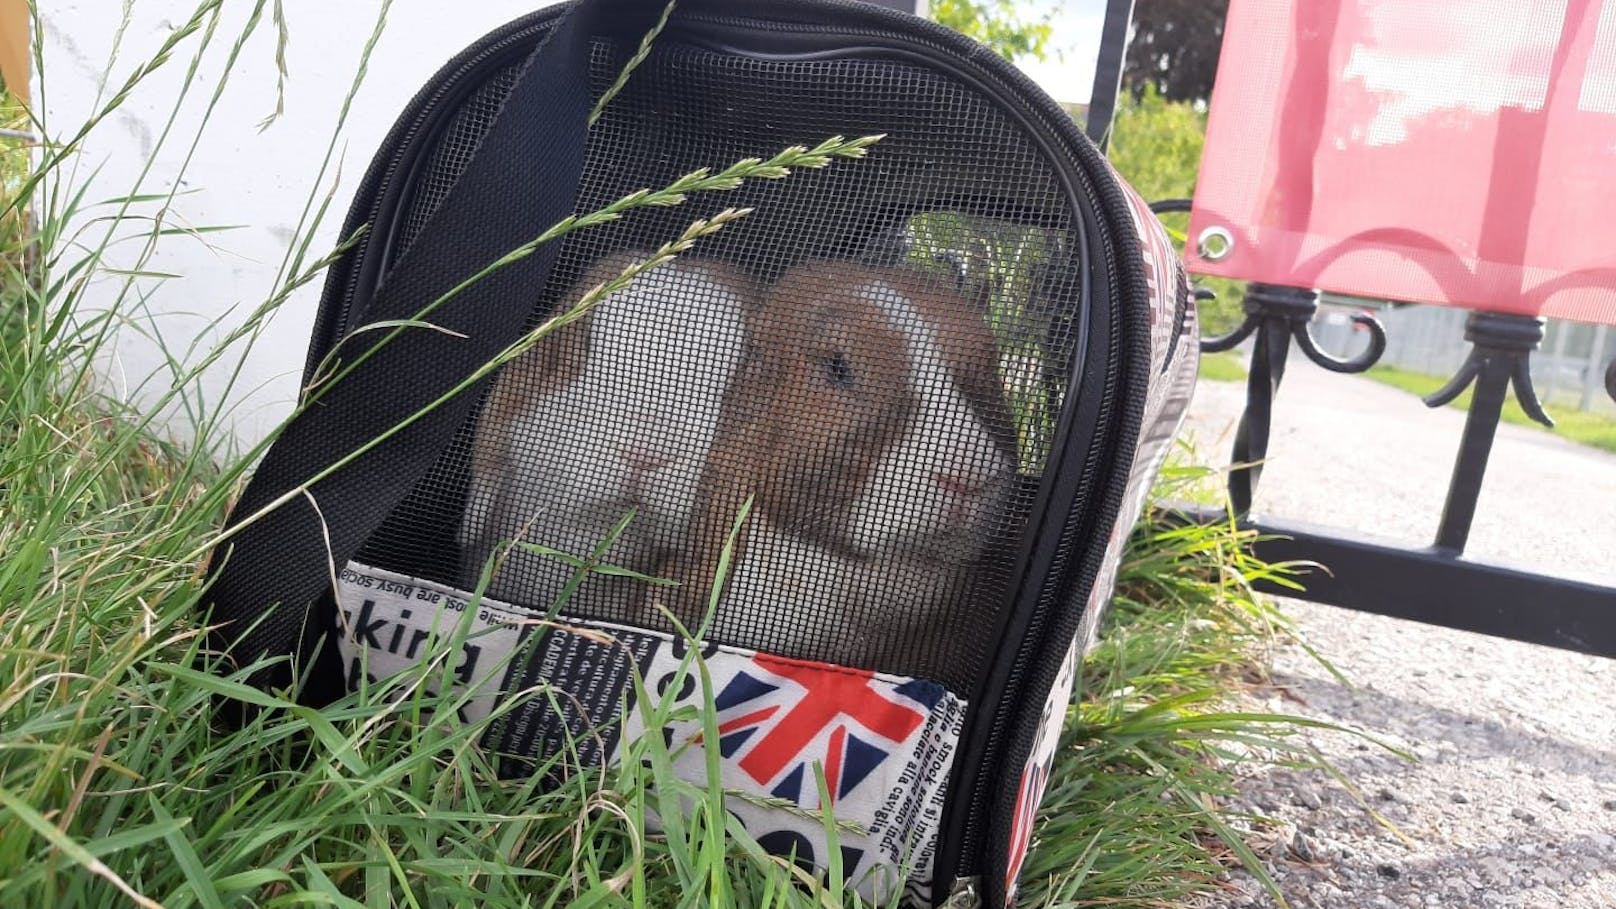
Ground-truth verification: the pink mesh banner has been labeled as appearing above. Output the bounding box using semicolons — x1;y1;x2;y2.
1189;0;1616;325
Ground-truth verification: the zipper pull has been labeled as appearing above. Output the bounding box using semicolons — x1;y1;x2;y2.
940;877;982;909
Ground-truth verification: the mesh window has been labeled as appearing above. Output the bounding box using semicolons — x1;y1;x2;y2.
355;34;1088;693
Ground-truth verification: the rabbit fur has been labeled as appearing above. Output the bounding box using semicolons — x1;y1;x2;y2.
458;252;758;623
667;261;1019;677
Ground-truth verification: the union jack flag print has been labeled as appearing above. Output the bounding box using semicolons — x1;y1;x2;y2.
709;654;940;807
625;642;967;906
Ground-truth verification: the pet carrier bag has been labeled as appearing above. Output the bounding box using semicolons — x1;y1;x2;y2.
205;0;1197;904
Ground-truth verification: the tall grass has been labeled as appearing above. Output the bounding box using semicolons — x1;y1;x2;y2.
0;4;1364;907
1017;464;1338;908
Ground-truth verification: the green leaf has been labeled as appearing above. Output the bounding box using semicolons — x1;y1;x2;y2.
0;787;163;909
290;706;369;777
149;795;224;909
149;662;294;711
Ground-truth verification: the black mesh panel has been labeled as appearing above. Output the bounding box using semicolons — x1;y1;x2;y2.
354;36;1087;693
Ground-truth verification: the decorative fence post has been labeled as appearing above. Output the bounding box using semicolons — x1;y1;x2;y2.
1424;314;1552;552
1201;282;1386;513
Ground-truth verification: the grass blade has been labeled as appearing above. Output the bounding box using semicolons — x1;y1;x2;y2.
0;787;164;909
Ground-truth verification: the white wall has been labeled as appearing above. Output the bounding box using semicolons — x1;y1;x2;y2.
38;0;560;452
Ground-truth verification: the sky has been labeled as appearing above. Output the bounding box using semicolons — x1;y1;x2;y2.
1013;0;1109;104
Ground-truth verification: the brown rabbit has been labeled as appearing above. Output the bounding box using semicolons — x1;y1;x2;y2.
665;261;1019;680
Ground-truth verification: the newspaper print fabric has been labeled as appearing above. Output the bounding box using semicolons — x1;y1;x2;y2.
333;561;965;906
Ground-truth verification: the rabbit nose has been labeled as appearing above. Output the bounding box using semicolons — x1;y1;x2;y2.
620;445;673;475
933;472;988;499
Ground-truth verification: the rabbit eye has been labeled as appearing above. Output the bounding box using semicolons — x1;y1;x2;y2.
821;352;856;390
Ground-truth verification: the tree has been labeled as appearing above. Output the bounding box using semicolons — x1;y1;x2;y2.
1106;85;1204;203
1122;0;1228;104
929;0;1053;62
1107;86;1244;333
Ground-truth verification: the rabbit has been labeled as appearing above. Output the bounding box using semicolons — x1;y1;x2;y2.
665;261;1019;679
457;252;759;624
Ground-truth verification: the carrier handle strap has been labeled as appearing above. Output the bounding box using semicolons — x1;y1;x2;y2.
205;0;673;706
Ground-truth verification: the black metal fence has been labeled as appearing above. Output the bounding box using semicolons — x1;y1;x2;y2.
1145;196;1616;658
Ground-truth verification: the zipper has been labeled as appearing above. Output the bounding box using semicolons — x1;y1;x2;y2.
321;0;1069;353
928;76;1134;897
945;205;1128;896
941;877;982;909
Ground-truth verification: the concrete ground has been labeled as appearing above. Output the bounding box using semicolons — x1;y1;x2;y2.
1179;365;1616;909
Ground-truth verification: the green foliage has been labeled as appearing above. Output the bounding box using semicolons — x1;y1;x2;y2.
1106;86;1206;203
0;91;28;271
1106;86;1246;336
929;0;1053;61
1199;350;1248;383
1021;462;1375;907
0;7;876;903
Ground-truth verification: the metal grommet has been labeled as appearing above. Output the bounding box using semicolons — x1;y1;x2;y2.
1196;225;1234;261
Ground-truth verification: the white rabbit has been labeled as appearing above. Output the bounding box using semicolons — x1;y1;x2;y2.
669;261;1018;679
458;252;757;623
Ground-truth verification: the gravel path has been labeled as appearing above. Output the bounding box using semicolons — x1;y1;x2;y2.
1178;366;1616;909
